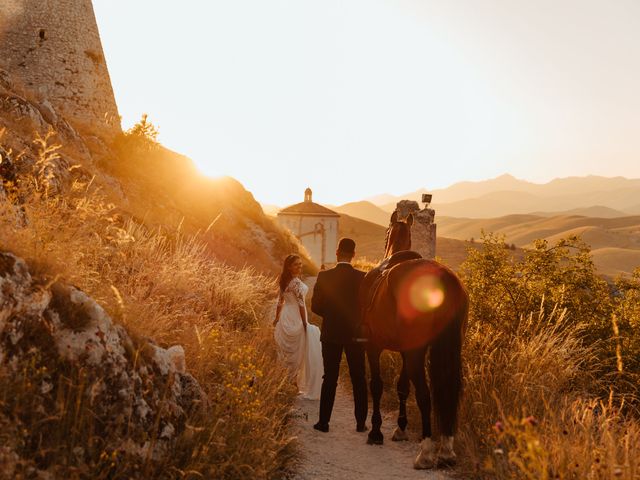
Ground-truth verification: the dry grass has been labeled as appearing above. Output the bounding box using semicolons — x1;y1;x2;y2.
0;134;297;478
372;306;640;479
457;308;640;479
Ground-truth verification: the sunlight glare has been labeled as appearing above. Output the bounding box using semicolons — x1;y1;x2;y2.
408;275;445;313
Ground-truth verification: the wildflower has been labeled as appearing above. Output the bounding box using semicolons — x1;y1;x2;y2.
493;420;504;433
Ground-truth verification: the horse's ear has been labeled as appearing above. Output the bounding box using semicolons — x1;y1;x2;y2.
390;210;398;224
406;214;414;226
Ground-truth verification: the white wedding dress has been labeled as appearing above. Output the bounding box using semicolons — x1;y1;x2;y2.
274;277;323;400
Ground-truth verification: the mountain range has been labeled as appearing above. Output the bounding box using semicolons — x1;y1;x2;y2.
365;174;640;218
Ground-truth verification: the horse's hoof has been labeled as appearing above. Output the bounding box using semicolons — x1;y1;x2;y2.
367;431;384;445
437;455;457;468
391;427;409;441
413;438;437;470
414;454;436;470
437;436;457;467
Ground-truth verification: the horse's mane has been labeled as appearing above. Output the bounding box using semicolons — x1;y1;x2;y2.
383;226;391;254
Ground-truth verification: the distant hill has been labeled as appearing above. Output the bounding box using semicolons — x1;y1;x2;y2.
333;201;390;227
338;214;385;261
365;193;399;206
531;206;629;218
341;208;640;277
436;214;640;276
591;248;640;278
627;204;640;215
371;174;640;218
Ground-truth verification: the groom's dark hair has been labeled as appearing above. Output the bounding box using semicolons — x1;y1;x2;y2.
337;238;356;256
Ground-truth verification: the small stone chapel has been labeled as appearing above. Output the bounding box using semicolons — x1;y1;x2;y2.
277;188;340;267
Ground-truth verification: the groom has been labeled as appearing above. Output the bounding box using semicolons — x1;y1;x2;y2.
311;238;368;433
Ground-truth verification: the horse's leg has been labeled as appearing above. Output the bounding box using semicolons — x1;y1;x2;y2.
428;303;466;467
405;346;436;470
391;353;410;441
366;346;384;445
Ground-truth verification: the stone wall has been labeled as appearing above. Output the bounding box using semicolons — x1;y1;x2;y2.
0;0;120;133
278;215;339;267
396;199;437;260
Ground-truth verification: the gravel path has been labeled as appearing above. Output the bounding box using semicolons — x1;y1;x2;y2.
289;385;452;480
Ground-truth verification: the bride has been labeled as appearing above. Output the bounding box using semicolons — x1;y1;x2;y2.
273;254;323;400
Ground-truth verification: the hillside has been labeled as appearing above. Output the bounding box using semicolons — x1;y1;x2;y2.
337;205;640;277
531;206;629;218
0;67;305;477
0;77;312;275
437;214;640;276
333;200;390;227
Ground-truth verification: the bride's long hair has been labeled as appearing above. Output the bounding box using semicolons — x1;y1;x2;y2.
279;254;300;292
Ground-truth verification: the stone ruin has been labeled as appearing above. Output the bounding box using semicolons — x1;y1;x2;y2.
0;0;120;133
395;198;436;260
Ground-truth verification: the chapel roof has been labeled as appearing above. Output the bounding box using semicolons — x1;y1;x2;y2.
278;188;340;217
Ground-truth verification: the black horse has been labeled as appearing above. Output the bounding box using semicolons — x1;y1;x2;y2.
360;211;468;469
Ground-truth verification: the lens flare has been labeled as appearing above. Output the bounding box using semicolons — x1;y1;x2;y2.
397;271;447;322
409;275;445;312
391;266;456;350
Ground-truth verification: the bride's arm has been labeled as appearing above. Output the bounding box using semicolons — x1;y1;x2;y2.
293;279;309;332
299;304;308;333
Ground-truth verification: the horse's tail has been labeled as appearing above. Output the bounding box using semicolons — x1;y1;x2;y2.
428;292;467;437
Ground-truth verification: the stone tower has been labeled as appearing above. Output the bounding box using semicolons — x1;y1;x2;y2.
0;0;120;132
396;198;437;259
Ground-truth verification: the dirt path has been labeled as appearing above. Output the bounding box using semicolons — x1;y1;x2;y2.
289;385;452;480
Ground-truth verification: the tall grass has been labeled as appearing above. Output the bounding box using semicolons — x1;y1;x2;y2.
363;234;640;479
455;310;639;479
0;134;297;478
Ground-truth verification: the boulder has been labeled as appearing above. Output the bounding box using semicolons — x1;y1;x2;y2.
0;92;49;132
0;252;205;466
0;69;11;91
37;99;58;125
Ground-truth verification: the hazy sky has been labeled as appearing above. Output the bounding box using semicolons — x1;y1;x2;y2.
93;0;640;206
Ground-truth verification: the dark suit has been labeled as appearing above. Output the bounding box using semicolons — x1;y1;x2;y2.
311;263;367;427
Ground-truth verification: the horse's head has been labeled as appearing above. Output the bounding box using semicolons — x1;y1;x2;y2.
384;210;413;258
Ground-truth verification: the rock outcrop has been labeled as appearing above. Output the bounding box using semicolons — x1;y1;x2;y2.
396;199;437;260
0;251;204;474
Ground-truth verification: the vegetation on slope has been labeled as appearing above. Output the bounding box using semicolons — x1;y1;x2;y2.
376;233;640;479
0;107;303;476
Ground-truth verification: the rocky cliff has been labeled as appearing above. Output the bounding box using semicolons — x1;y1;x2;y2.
0;66;303;478
0;251;204;476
